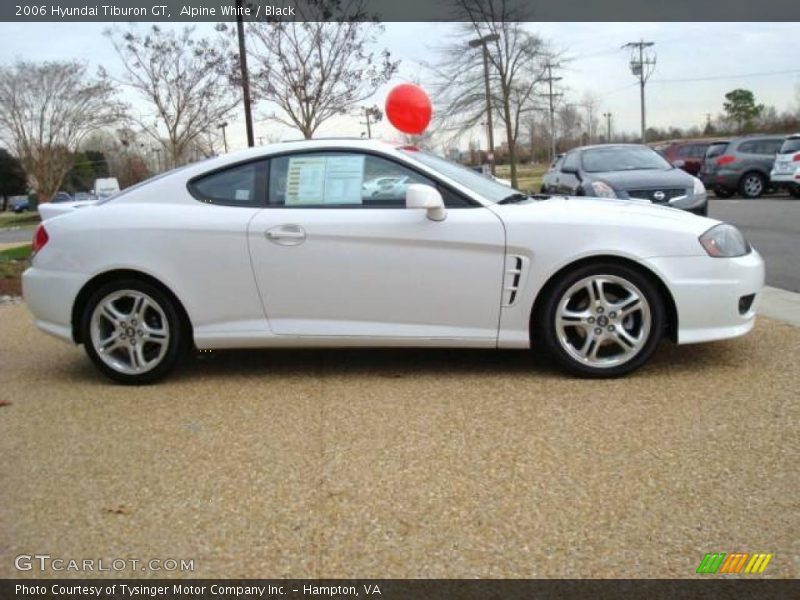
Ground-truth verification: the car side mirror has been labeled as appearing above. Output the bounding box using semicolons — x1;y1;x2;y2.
561;165;578;175
405;184;446;221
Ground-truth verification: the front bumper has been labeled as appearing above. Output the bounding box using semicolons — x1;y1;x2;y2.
22;266;86;343
644;250;764;344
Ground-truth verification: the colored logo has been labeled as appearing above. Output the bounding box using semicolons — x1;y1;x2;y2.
696;552;773;575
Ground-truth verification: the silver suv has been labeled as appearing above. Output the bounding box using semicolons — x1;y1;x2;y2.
698;135;785;198
770;134;800;198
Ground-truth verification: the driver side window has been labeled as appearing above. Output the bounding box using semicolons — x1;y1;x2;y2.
268;152;461;208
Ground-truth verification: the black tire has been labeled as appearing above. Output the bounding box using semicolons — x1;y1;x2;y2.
538;262;666;378
738;171;766;199
713;187;734;199
789;185;800;199
80;279;187;384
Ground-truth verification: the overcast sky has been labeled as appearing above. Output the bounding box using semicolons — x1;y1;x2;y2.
1;21;798;152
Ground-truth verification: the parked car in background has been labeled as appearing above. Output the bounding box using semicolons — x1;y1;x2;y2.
93;177;120;199
698;135;785;199
23;139;762;384
540;144;708;215
362;175;411;198
770;133;800;198
540;154;564;192
51;191;73;203
653;140;710;176
12;199;30;213
73;191;96;202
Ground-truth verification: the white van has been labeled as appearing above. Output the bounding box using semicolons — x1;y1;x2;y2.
93;177;121;199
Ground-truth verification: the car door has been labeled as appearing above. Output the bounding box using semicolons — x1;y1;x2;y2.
558;151;582;194
247;150;507;343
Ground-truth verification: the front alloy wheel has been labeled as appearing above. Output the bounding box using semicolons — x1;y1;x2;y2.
540;264;665;377
81;280;185;384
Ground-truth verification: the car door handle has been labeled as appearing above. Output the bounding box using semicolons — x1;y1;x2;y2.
265;225;306;245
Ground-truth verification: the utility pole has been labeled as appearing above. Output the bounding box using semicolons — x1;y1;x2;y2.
218;122;229;153
469;33;500;175
623;40;656;143
359;106;382;139
603;112;613;142
236;0;254;147
539;60;563;162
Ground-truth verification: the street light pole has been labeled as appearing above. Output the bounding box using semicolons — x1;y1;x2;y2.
603;112;613;142
236;0;254;147
469;33;500;176
218;122;229;153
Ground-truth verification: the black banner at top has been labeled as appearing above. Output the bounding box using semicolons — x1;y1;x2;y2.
2;0;800;22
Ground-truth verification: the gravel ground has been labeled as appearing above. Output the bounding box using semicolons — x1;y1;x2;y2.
1;303;798;579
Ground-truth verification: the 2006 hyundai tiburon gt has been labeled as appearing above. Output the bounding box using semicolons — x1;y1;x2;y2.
23;139;764;384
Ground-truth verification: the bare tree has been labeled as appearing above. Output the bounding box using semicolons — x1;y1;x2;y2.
236;1;398;139
557;103;583;149
0;61;123;203
580;91;600;144
427;1;550;188
106;25;240;168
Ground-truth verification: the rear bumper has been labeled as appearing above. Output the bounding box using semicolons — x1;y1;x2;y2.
22;266;85;344
700;169;740;190
644;251;764;344
770;171;799;185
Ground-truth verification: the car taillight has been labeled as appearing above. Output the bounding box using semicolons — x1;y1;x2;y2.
793;153;800;162
32;224;49;254
716;155;735;166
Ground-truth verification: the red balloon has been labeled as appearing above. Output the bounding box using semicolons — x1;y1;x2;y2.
385;84;432;135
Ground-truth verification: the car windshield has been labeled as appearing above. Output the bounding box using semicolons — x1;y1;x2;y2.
400;148;522;203
581;147;672;172
779;138;800;154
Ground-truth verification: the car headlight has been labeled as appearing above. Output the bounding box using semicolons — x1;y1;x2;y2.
590;181;617;198
670;176;707;209
699;223;750;257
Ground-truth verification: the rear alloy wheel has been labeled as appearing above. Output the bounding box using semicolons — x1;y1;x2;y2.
739;172;766;199
81;280;185;384
540;264;665;377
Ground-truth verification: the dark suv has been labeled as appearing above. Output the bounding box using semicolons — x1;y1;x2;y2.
653;140;710;176
698;135;785;198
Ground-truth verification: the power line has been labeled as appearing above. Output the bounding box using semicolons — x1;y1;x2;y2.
651;68;800;84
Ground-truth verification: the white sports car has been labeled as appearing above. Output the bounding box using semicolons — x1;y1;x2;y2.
23;139;764;384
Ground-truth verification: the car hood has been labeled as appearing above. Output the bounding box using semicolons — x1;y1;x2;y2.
499;195;715;234
490;195;719;258
590;168;692;189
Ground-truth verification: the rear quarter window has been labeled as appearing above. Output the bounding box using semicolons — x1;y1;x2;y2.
706;143;728;159
188;160;267;207
779;138;800;154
